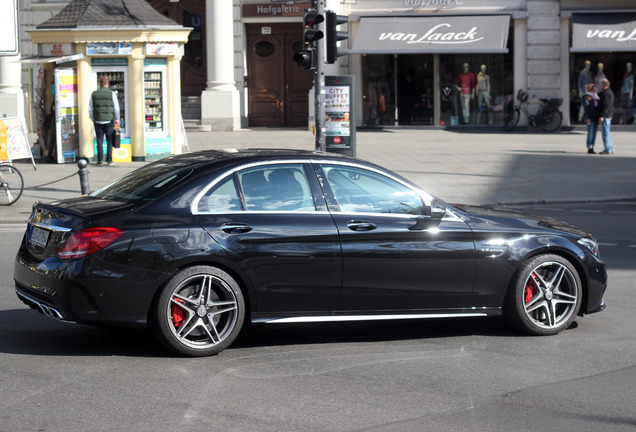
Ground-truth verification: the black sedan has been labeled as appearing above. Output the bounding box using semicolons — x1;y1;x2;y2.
14;149;607;356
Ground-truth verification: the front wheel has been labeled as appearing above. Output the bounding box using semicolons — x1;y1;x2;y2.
0;165;24;206
503;108;520;132
537;107;563;132
504;254;582;336
150;266;245;357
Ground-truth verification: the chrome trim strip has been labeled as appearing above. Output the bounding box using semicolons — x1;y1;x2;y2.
15;289;68;321
29;222;71;232
259;312;488;324
191;158;438;216
191;159;315;215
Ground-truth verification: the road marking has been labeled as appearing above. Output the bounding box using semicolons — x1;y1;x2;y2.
0;224;26;232
609;211;636;215
598;243;618;246
629;245;636;248
572;209;602;213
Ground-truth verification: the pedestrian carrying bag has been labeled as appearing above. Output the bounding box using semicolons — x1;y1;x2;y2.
113;128;121;148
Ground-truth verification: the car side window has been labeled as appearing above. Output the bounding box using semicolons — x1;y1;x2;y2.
198;174;242;213
322;165;424;215
238;164;315;212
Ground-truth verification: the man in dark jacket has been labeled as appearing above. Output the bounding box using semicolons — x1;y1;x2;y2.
89;77;120;165
597;78;615;155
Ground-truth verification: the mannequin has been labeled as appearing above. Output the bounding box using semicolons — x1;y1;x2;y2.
476;64;492;124
621;62;633;123
454;62;475;124
595;62;606;89
578;60;592;121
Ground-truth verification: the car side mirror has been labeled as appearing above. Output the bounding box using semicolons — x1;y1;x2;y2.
430;200;446;220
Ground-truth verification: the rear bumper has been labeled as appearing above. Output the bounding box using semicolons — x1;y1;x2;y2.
14;287;70;322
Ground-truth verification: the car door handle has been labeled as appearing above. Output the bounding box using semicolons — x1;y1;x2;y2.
347;220;377;231
221;223;253;234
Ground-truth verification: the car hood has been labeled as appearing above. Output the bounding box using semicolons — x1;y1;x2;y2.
450;203;592;238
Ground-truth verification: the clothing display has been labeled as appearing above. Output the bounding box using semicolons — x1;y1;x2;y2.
455;65;475;123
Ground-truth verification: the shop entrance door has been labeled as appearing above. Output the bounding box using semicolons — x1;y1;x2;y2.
246;23;314;127
148;0;206;96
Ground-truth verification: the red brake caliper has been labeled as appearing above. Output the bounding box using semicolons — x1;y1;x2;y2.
525;274;538;303
171;297;186;327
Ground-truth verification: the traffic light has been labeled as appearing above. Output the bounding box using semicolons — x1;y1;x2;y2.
326;11;348;64
293;8;324;70
302;9;324;46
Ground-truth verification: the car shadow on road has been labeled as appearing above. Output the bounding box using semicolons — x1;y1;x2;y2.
0;309;584;357
0;309;524;357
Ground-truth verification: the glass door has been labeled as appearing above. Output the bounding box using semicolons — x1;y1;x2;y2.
143;63;168;137
92;68;129;136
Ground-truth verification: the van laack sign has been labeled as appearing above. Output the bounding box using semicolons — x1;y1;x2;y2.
352;15;510;53
572;14;636;51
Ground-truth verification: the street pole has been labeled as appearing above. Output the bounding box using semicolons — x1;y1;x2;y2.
314;0;326;152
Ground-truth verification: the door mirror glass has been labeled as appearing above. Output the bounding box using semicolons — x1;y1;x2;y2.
430;199;447;219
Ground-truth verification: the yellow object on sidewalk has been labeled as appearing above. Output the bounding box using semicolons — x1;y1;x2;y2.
0;120;7;161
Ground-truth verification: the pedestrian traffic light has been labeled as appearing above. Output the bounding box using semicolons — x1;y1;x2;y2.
293;49;314;70
326;11;348;64
293;8;324;70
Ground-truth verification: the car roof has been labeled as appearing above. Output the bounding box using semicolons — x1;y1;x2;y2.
156;148;359;169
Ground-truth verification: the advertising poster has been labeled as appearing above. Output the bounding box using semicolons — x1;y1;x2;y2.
55;68;79;163
325;76;356;156
325;85;350;140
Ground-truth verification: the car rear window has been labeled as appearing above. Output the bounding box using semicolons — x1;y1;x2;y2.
91;163;193;203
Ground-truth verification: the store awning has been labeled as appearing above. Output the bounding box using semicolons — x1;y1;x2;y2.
572;13;636;52
351;15;510;54
19;53;84;63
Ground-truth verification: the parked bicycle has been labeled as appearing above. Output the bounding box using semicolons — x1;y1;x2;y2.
504;89;563;132
0;162;24;205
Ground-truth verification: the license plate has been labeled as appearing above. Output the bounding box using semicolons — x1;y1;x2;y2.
30;226;50;248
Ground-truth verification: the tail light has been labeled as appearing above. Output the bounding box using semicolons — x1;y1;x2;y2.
56;227;123;259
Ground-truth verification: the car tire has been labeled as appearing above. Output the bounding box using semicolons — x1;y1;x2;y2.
504;254;582;336
150;265;245;357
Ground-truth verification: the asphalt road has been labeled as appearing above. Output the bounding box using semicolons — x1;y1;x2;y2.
0;202;634;432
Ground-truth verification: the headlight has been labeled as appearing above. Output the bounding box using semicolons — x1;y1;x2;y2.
577;237;599;256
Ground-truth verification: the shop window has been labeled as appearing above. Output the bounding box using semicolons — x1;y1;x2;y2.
440;54;513;127
570;53;635;125
362;54;513;127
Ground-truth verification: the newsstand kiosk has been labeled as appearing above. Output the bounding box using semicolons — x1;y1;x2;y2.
27;1;191;163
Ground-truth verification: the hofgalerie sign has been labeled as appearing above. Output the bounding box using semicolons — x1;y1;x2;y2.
352;15;510;53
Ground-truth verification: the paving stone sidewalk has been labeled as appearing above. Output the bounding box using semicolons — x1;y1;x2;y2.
2;127;634;224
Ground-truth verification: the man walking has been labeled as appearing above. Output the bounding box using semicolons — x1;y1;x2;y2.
598;78;615;155
89;77;120;165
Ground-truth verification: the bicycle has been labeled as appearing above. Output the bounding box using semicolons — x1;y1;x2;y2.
0;161;24;205
504;89;563;132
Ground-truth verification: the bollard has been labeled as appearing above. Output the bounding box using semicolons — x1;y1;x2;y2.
77;159;90;194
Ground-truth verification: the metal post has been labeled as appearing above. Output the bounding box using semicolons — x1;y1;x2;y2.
77;159;90;194
314;0;326;152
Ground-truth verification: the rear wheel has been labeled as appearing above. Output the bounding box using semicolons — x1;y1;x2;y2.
0;165;24;206
504;254;582;336
150;266;245;357
537;107;562;132
503;108;520;132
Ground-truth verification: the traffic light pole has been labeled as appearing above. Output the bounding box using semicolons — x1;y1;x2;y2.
314;0;326;152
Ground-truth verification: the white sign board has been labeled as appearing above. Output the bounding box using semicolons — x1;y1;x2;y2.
0;0;19;56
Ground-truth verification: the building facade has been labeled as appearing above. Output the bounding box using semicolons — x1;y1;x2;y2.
8;0;636;138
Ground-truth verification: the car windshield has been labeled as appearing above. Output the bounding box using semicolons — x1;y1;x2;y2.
91;162;193;203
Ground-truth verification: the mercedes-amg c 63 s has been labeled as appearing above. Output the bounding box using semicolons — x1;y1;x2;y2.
14;150;607;356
